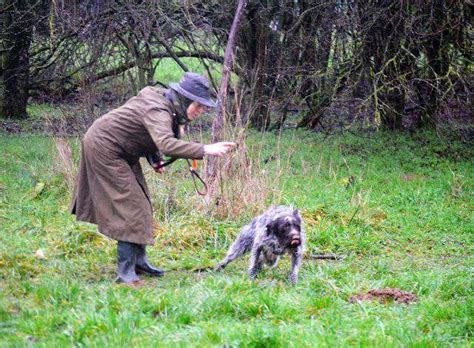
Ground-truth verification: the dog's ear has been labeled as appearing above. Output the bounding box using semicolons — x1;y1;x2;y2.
293;209;301;222
266;220;276;236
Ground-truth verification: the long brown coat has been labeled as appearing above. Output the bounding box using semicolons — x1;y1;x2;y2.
71;87;204;245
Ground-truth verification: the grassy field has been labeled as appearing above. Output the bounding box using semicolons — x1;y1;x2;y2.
0;129;472;347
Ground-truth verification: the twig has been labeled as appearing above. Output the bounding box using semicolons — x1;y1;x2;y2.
309;254;345;260
164;266;213;273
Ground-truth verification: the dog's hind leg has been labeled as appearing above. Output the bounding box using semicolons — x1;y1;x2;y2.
248;246;264;280
215;230;254;271
215;247;246;271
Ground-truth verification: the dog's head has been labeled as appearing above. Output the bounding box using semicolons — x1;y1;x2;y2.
266;209;303;248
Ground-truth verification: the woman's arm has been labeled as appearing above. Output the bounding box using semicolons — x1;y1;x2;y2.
143;108;235;159
142;108;205;159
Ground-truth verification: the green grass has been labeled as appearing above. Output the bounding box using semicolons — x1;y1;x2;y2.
0;130;472;347
153;57;222;85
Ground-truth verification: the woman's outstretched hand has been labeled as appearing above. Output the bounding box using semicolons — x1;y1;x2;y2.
204;142;236;157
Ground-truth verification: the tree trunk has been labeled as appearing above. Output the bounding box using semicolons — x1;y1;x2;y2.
208;0;247;176
211;0;247;143
0;0;34;119
422;0;449;128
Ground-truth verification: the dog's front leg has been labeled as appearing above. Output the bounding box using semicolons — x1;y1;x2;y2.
248;246;263;280
289;247;303;284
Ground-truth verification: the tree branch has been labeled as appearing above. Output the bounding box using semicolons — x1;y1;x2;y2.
30;50;223;92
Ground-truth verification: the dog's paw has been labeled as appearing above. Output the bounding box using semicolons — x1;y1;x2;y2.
288;273;298;284
248;270;258;280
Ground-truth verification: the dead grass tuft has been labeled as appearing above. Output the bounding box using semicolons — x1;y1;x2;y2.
53;137;77;194
196;129;283;220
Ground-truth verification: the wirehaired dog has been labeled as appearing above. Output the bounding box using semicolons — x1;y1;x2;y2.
215;206;305;283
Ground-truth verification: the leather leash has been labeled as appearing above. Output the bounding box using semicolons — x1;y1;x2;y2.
156;158;208;196
186;159;208;196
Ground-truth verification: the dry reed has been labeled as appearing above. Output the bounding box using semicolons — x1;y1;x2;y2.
53;137;77;194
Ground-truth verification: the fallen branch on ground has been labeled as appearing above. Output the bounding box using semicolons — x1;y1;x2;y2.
309;254;345;260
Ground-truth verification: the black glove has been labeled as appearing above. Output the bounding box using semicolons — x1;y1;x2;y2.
146;151;163;169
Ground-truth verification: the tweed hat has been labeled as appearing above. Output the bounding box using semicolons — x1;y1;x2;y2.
169;72;217;108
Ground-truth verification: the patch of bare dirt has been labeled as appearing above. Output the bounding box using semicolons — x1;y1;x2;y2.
349;288;418;304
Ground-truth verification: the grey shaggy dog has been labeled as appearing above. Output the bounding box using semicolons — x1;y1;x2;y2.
215;206;305;283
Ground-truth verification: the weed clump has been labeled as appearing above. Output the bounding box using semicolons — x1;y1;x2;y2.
189;129;288;221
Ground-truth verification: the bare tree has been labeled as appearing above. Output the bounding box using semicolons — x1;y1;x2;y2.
1;0;471;138
1;0;45;119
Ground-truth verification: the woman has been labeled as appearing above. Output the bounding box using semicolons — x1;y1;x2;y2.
71;72;235;284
